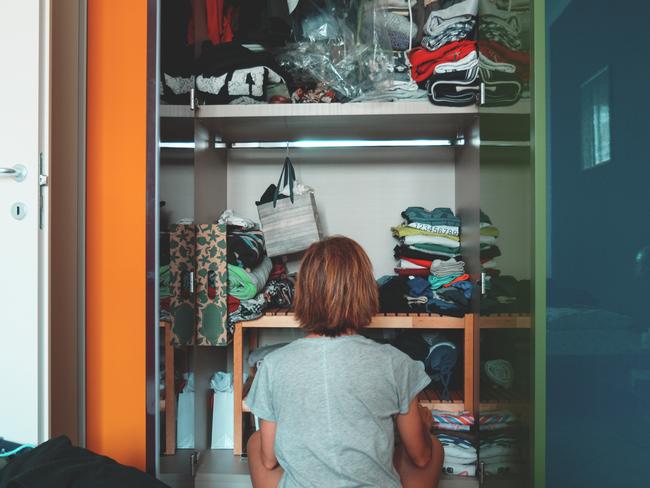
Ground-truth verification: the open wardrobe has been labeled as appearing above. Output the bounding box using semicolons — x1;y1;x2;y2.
154;0;537;487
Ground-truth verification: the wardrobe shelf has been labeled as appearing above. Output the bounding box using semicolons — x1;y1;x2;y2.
239;311;469;329
479;314;531;329
479;99;530;115
161;101;478;142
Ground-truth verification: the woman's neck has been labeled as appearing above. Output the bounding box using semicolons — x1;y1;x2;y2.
305;329;357;339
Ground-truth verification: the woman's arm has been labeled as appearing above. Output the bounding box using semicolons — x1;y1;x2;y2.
259;419;279;470
395;398;433;468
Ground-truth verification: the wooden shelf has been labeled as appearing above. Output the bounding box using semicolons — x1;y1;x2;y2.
240;311;468;329
161;101;477;142
479;314;531;329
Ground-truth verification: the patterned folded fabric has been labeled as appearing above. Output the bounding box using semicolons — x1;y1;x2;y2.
228;229;266;270
263;277;295;308
438;433;477;460
431;410;475;431
228;294;266;330
228;257;272;300
479;410;518;430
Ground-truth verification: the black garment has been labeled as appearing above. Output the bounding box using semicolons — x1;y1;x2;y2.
0;436;169;488
481;276;531;314
480;245;502;262
391;331;429;362
255;184;289;206
228;229;266;269
438;286;469;308
394;245;459;263
195;42;289;104
480;70;522;106
378;275;410;313
426;67;480;107
160;0;194;104
235;0;292;46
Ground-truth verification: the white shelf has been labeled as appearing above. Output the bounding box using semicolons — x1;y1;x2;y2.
161;101;478;142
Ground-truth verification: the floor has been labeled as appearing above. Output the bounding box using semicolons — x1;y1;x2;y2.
161;450;483;488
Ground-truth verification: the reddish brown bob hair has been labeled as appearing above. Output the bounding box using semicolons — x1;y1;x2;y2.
294;236;379;337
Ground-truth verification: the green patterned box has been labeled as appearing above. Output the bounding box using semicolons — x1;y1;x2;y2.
195;224;228;346
169;224;197;346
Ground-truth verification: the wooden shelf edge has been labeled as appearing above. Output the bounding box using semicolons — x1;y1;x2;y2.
239;312;467;329
479;314;531;329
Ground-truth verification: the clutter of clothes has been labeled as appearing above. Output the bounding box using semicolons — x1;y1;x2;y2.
161;0;529;106
479;210;531;314
407;0;479;106
219;210;296;330
379;206;473;317
389;331;459;400
430;407;525;477
479;0;530;104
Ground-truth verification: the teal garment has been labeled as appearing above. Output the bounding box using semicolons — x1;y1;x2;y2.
228;265;258;300
412;242;461;254
428;273;461;290
246;335;431;488
160;265;171;299
228;256;272;300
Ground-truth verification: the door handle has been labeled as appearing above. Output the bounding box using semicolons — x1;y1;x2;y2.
0;164;27;182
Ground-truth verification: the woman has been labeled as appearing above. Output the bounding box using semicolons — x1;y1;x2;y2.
247;236;444;488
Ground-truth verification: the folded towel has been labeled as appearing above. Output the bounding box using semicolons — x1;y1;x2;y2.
228;257;272;300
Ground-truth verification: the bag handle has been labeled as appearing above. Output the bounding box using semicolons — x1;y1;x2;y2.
272;156;296;207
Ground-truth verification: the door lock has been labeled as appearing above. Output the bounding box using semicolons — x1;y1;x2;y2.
11;202;27;220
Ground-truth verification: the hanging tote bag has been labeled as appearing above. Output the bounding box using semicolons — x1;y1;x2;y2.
256;157;322;257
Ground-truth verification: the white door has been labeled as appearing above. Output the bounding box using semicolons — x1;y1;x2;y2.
0;0;49;445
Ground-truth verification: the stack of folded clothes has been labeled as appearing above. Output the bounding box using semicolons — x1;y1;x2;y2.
196;42;291;105
429;405;478;476
480;210;501;277
379;207;472;317
478;0;530;105
481;275;531;314
437;432;478;477
479;430;525;476
407;0;479;106
393;206;462;268
219;210;296;329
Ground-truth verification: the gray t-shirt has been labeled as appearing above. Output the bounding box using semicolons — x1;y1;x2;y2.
246;334;431;488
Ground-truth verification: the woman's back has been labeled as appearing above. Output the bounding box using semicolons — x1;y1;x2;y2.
247;334;430;488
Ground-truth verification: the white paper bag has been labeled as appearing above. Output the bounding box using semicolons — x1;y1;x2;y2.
176;391;195;449
210;390;234;449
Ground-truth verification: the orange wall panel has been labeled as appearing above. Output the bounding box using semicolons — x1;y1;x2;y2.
87;0;148;469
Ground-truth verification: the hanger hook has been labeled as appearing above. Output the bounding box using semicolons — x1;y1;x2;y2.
286;141;290;158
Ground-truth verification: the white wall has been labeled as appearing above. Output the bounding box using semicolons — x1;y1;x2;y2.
227;147;457;278
160;149;194;226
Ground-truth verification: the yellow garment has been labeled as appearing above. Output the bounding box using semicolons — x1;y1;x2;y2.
391;225;460;241
480;225;500;238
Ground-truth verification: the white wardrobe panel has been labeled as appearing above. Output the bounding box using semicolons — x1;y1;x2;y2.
481;156;532;280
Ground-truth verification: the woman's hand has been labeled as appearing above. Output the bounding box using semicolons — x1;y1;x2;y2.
418;405;433;431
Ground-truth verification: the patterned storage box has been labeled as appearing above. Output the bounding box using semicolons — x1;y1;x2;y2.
169;223;229;346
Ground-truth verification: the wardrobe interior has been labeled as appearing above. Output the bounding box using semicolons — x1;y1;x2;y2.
156;0;533;486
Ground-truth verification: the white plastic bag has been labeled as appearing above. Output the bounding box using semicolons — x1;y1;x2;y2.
210;372;234;449
176;373;195;449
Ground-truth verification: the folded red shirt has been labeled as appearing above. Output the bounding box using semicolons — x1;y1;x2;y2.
408;41;478;84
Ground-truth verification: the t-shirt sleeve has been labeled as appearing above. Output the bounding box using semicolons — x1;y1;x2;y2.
246;360;277;422
393;351;432;415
